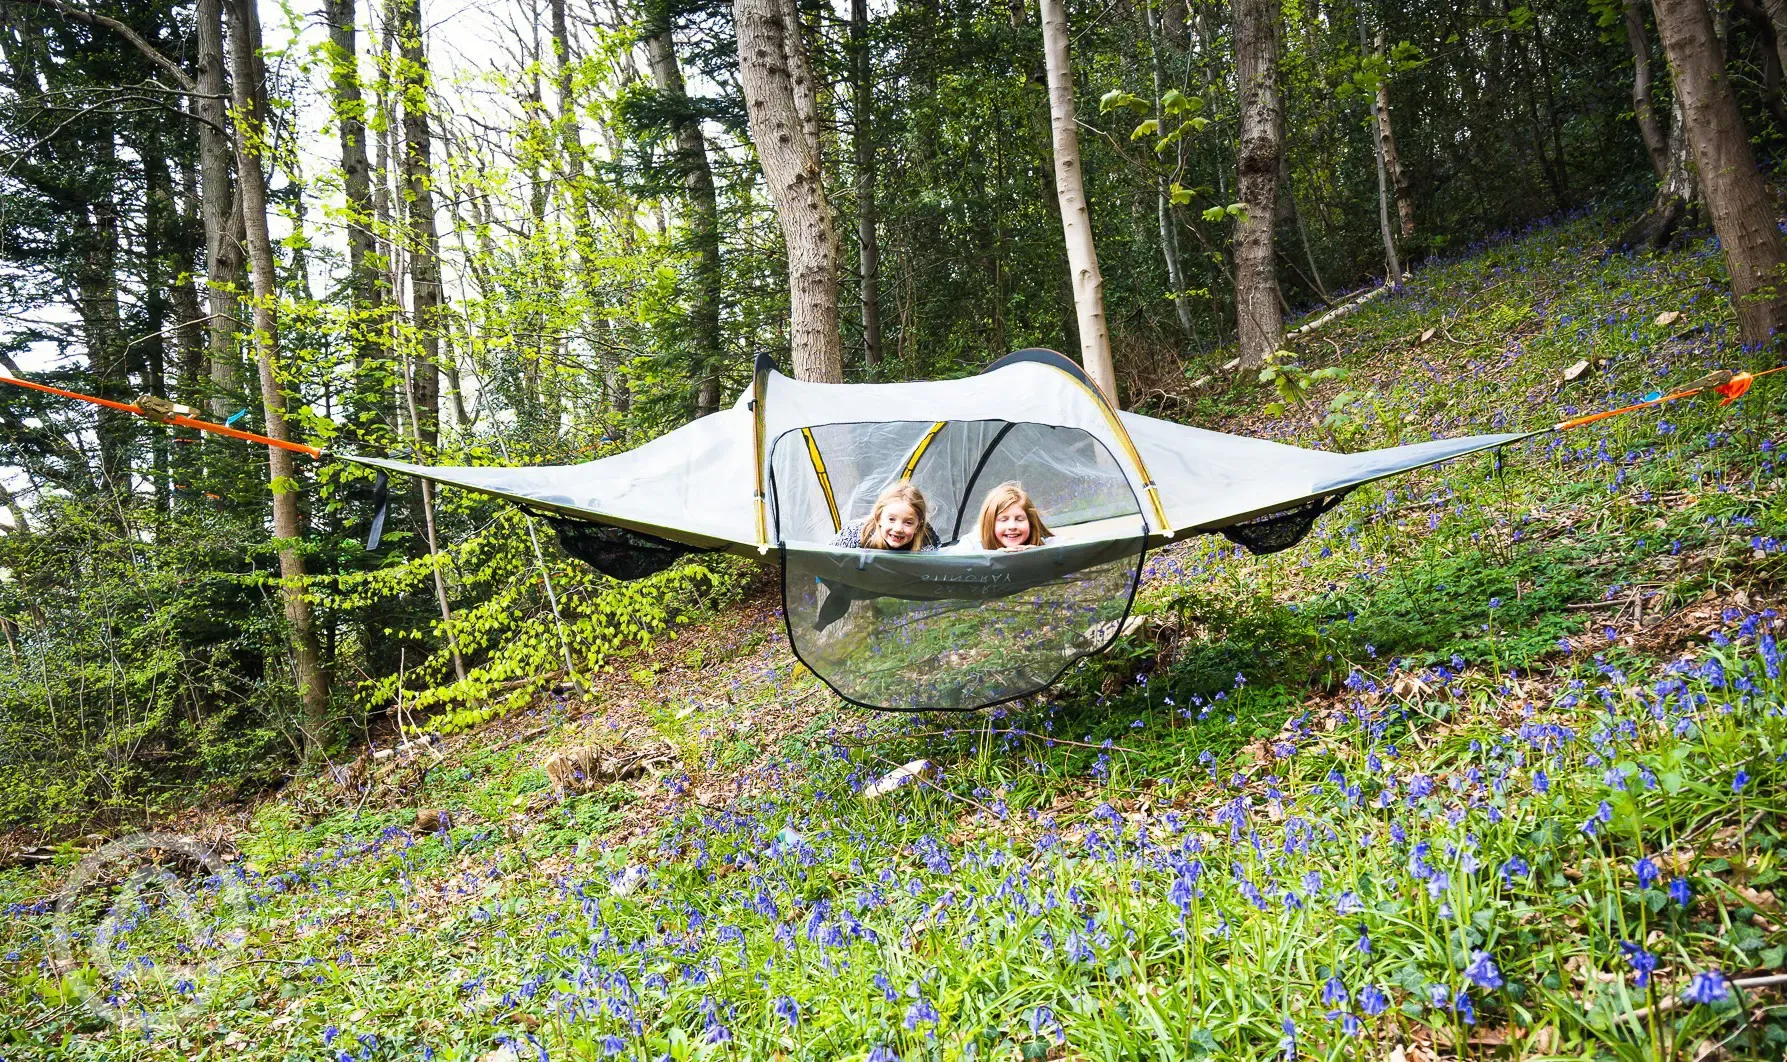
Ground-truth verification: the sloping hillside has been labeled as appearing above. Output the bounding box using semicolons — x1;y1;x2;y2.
6;210;1787;1060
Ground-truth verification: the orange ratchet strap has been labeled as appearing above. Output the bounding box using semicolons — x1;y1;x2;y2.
0;367;321;458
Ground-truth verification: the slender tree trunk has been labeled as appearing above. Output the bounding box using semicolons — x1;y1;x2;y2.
644;10;726;411
1625;0;1669;179
1653;0;1787;345
1038;0;1117;399
323;0;392;451
1372;31;1413;238
1360;10;1400;283
1232;0;1285;371
74;126;129;492
225;0;330;759
851;0;884;370
394;0;443;444
734;0;843;382
1145;0;1197;338
172;155;207;405
196;0;242;422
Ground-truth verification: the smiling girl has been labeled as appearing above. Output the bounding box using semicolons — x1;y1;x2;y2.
832;481;938;551
976;481;1052;550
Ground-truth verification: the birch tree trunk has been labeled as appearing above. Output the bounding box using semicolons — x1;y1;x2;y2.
225;0;330;759
1623;0;1669;179
1359;10;1400;283
1144;0;1197;339
1232;0;1285;371
1652;0;1787;345
1038;0;1118;400
196;0;243;422
644;9;726;412
1373;31;1413;238
734;0;843;382
851;0;885;369
394;0;444;444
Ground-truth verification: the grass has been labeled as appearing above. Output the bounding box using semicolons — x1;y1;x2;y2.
5;209;1787;1060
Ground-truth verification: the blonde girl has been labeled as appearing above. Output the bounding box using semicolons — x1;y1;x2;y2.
977;481;1052;550
833;481;937;551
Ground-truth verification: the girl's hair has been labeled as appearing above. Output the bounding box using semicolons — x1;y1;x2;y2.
978;481;1051;549
862;481;931;551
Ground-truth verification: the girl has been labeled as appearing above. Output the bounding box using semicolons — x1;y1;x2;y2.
832;481;937;551
977;481;1052;550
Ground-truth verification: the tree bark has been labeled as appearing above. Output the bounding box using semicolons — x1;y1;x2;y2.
225;0;330;758
1038;0;1118;400
1359;9;1400;284
323;0;391;450
1624;0;1669;180
393;0;443;444
851;0;884;370
1232;0;1285;371
644;10;726;411
1145;0;1197;339
734;0;844;382
1652;0;1787;345
195;0;243;422
1372;31;1413;239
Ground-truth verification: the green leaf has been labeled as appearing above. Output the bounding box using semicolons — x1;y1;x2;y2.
1201;205;1228;222
1168;182;1195;205
1130;119;1160;141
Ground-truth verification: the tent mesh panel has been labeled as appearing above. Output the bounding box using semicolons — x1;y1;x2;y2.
545;516;705;580
1218;494;1346;556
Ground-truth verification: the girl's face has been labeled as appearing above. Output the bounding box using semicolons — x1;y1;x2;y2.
993;503;1032;548
877;501;920;548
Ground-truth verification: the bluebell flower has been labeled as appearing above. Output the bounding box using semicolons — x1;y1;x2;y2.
772;995;799;1028
1682;970;1729;1005
1465;950;1503;990
903;998;939;1030
1358;983;1389;1017
1620;942;1657;988
1734;769;1751;793
1670;877;1693;908
1278;1018;1297;1059
323;1027;340;1046
1454;989;1476;1024
600;1034;627;1056
866;1047;901;1062
1322;976;1348;1007
1635;857;1660;889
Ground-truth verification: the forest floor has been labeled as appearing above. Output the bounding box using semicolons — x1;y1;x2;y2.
7;208;1787;1060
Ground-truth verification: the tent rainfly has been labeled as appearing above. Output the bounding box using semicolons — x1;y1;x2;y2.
339;350;1532;712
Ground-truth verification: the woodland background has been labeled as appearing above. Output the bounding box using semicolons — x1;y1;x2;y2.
0;0;1776;832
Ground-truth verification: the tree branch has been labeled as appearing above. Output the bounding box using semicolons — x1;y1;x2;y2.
15;0;197;92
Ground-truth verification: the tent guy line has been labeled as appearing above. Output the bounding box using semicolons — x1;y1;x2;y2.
0;351;1774;713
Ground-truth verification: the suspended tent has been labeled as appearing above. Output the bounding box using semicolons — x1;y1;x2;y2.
328;350;1531;712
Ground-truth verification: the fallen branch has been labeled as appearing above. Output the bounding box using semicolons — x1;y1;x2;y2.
834;728;1139;754
1286;278;1406;342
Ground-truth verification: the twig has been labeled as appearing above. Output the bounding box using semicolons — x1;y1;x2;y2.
1628;973;1787;1022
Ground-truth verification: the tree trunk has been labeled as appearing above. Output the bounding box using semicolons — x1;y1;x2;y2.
734;0;844;382
196;0;243;422
1624;0;1669;180
1145;0;1197;339
1652;0;1787;345
225;0;330;759
323;0;391;450
1038;0;1118;400
394;0;443;444
1373;31;1413;239
644;11;726;411
1359;10;1401;284
851;0;884;370
1232;0;1284;372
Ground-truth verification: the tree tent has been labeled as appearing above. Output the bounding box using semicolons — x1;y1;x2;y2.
340;350;1531;711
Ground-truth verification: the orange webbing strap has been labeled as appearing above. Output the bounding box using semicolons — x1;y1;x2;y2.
0;369;322;458
1551;366;1785;433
